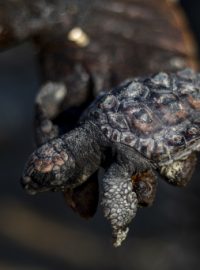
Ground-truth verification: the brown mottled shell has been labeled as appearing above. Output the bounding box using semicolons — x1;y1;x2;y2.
83;69;200;165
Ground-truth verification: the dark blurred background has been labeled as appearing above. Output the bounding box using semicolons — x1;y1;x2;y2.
0;0;200;269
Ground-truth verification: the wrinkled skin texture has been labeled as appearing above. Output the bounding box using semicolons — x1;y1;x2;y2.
22;69;200;246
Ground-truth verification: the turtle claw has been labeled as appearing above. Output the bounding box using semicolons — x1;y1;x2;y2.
113;227;129;247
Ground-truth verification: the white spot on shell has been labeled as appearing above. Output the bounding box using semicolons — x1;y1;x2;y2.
126;81;143;97
121;132;137;147
151;72;170;88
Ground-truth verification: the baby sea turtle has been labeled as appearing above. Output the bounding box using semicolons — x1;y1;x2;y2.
21;68;200;246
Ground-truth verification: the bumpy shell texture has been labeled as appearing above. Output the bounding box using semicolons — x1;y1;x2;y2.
83;69;200;165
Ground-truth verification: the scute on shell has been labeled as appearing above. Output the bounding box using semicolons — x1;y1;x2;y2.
82;69;200;165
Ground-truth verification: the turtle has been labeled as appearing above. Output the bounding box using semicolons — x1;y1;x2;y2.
3;0;197;248
21;68;200;247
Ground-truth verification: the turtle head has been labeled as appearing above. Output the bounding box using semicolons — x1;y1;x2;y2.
21;122;104;195
21;138;75;194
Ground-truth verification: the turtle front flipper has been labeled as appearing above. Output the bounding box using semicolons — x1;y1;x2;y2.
160;153;197;187
63;172;99;219
102;162;138;247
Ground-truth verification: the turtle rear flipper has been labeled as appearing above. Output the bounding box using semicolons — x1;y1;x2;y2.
63;172;99;218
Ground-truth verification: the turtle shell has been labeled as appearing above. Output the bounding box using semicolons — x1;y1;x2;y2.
82;69;200;165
